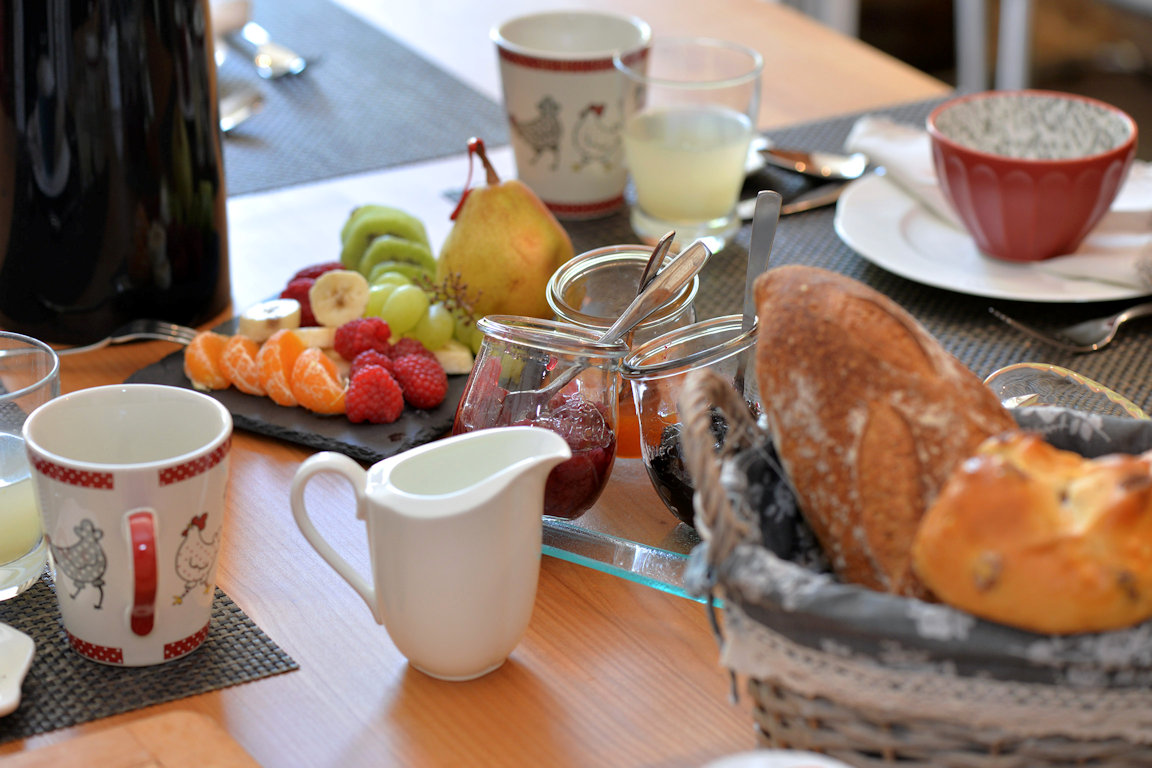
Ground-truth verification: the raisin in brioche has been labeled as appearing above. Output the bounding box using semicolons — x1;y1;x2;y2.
912;431;1152;634
753;265;1016;597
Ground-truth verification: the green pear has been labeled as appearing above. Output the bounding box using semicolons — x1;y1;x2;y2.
437;138;575;319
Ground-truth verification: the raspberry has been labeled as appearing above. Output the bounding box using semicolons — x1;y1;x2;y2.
292;261;345;281
334;317;392;361
350;349;393;378
392;354;448;410
389;337;436;361
346;365;405;424
280;278;318;326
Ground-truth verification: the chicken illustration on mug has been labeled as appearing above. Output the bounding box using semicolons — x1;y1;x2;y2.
46;512;220;610
173;512;219;604
509;96;622;173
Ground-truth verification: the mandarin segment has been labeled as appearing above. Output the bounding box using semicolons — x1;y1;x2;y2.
291;346;347;415
258;329;307;406
183;331;230;391
219;335;266;396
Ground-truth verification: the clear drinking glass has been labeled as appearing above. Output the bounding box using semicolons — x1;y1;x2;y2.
452;316;627;520
615;37;763;252
0;332;60;600
622;315;758;527
546;244;699;460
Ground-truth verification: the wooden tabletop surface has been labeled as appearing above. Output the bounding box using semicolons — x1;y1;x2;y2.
0;3;948;766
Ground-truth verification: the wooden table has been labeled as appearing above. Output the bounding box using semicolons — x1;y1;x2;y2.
0;3;948;766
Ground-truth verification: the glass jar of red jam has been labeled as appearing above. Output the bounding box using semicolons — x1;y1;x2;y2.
621;314;759;527
546;244;698;459
452;316;627;520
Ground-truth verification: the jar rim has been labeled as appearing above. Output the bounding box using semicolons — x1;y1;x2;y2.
621;314;757;379
477;315;629;359
546;245;699;330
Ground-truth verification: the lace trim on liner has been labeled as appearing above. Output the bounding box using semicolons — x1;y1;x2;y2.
721;603;1152;745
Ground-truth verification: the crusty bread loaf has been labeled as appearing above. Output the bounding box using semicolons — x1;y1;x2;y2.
754;265;1016;597
913;432;1152;634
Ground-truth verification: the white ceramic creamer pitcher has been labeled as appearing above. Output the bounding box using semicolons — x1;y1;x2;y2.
290;426;571;681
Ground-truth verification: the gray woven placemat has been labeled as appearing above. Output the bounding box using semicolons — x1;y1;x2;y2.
219;0;508;195
0;575;297;743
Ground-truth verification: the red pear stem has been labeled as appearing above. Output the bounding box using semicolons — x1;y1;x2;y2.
450;137;501;221
470;137;502;186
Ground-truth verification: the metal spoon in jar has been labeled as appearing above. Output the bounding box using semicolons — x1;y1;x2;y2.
502;239;712;421
733;190;781;395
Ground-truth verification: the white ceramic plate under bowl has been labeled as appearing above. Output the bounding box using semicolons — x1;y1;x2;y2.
0;622;34;717
833;173;1152;303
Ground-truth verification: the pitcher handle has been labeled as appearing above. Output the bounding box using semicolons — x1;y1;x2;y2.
289;452;381;623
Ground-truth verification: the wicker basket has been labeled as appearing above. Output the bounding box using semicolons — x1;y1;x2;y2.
678;368;1152;767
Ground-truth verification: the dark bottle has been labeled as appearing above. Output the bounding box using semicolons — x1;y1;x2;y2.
0;0;229;344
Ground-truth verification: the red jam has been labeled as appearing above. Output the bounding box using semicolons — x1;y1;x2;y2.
453;379;616;520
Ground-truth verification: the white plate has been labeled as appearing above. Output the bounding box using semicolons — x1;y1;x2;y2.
833;173;1151;303
705;750;854;768
0;622;34;717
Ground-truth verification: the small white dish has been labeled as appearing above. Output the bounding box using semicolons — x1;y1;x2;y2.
984;362;1149;419
834;173;1152;303
0;622;34;717
705;750;854;768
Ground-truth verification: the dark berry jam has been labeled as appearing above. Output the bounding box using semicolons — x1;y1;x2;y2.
643;409;729;528
530;395;617;519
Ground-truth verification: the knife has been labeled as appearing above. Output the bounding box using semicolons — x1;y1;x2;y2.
227;21;307;79
736;178;851;222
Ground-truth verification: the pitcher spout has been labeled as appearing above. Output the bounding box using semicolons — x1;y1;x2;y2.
378;426;571;516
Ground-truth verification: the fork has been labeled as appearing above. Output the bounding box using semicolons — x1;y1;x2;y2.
53;319;200;356
989;302;1152;353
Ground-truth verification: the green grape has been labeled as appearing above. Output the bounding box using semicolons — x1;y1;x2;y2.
370;269;412;288
468;326;485;354
409;302;454;350
380;284;430;334
453;313;474;344
365;282;404;317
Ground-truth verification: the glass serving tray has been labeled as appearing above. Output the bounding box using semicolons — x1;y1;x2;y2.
542;458;703;601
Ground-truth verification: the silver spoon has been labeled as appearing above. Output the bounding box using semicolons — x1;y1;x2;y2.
502;240;712;421
744;135;869;181
219;85;264;132
758;146;869;180
638;231;675;296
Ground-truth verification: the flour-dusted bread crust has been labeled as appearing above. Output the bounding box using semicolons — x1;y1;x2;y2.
753;265;1016;596
913;432;1152;634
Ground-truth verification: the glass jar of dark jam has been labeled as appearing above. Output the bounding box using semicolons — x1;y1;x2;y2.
453;315;627;520
621;314;759;527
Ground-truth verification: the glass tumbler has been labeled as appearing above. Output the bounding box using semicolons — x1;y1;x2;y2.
622;315;758;527
615;37;763;252
453;316;628;520
547;244;699;459
0;332;60;600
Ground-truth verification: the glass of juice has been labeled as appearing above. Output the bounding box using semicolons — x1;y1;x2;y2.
622;315;759;528
0;332;60;600
615;37;763;252
546;244;698;459
452;316;627;520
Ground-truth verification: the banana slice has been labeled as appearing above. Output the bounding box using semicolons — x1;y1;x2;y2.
291;326;337;348
309;270;370;327
339;206;429;270
236;298;303;342
432;338;475;375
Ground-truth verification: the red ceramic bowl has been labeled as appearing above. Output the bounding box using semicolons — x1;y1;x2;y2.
927;90;1137;262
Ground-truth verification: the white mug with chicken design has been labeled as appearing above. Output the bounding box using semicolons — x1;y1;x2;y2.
23;384;232;666
492;11;650;219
